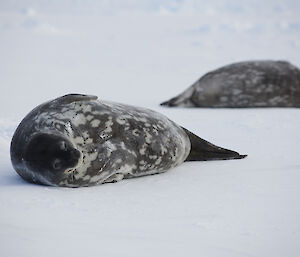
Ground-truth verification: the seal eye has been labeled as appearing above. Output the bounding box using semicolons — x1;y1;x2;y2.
53;159;62;170
59;141;67;151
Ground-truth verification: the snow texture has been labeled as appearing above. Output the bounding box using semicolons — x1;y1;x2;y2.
0;0;300;256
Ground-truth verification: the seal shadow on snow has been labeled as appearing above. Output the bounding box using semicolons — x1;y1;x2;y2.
0;167;28;187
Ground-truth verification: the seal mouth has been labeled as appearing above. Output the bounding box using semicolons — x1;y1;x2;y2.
65;169;76;182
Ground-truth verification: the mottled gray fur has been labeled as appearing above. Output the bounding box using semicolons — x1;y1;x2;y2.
11;95;190;187
161;60;300;108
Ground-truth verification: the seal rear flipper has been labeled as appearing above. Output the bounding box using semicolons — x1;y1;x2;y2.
182;127;247;161
57;94;98;104
161;86;196;107
160;96;179;107
160;94;193;107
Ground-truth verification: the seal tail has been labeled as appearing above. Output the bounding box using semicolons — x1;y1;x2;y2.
161;86;195;107
182;127;247;161
160;96;179;107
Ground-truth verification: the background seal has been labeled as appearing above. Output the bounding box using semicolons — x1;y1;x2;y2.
161;60;300;108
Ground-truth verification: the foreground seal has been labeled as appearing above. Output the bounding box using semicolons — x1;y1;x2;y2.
11;94;246;187
161;60;300;108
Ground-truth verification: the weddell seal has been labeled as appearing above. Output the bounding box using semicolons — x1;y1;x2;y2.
161;60;300;108
10;94;246;187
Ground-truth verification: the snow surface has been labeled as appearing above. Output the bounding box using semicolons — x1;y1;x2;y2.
1;1;300;256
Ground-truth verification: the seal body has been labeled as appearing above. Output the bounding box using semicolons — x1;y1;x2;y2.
11;94;191;187
11;94;246;187
161;60;300;108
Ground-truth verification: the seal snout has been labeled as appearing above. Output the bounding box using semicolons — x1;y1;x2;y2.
71;148;83;168
71;148;81;161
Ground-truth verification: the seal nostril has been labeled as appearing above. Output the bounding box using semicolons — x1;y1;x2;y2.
72;149;81;159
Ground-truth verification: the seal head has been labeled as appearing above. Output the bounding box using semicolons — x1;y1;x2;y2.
23;133;81;185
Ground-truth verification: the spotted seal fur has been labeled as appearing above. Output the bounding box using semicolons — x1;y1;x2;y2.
161;60;300;108
10;94;246;187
